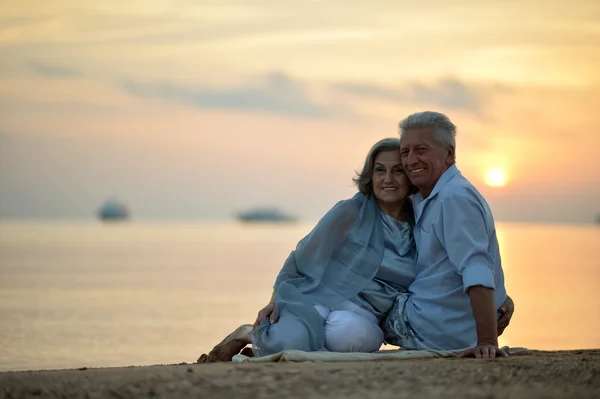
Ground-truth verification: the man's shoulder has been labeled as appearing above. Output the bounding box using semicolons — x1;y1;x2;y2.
438;173;482;202
438;173;495;220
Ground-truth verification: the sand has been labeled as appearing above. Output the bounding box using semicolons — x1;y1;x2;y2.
1;349;599;399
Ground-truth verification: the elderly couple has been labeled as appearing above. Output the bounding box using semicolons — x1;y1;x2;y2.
201;111;515;362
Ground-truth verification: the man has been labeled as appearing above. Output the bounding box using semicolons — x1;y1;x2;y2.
384;111;512;358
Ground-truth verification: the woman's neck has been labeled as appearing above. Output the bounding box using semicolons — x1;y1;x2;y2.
377;199;406;221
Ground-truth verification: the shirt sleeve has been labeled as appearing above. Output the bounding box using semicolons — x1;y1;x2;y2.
436;190;495;292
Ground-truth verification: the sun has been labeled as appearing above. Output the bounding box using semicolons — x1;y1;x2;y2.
484;168;508;187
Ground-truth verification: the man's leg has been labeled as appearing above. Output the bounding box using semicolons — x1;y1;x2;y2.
382;292;425;349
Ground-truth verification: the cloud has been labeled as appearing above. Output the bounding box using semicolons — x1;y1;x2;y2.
334;78;487;113
120;72;337;118
118;72;507;122
0;97;125;116
28;61;81;78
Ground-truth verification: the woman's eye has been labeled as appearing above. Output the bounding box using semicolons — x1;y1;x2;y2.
395;168;405;174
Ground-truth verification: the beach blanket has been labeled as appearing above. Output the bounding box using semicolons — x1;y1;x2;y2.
232;346;530;363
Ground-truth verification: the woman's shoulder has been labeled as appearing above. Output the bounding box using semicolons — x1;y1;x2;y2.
330;192;369;214
320;193;367;225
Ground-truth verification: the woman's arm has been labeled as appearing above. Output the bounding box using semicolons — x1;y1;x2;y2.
273;198;360;290
262;196;363;327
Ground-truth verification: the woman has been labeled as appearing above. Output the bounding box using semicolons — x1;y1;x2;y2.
201;138;418;361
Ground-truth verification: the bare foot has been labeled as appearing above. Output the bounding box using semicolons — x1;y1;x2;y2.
240;347;255;357
206;324;253;362
197;353;208;363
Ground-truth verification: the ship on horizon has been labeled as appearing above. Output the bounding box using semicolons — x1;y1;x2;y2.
236;207;297;223
97;199;130;222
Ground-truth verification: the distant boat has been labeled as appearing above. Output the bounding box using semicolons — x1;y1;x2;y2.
236;207;297;223
97;200;130;222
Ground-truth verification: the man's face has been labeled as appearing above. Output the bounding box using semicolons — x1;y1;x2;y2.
399;128;455;198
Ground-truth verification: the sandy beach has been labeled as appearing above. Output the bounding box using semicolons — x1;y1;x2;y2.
1;349;598;398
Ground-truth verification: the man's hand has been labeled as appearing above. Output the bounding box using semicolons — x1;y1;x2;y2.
497;296;514;336
459;344;508;359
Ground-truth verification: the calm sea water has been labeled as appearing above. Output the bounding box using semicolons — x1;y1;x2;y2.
0;220;598;371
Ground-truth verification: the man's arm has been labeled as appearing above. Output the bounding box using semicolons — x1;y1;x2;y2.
469;286;498;345
462;286;507;358
438;191;507;358
469;285;498;343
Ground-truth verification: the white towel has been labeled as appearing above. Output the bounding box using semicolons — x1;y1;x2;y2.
232;346;530;363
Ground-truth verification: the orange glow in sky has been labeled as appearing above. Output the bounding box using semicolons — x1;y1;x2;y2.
0;0;599;223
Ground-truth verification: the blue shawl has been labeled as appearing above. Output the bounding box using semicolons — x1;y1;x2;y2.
253;192;390;354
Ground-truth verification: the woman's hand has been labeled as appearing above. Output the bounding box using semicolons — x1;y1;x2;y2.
253;303;277;328
498;296;514;336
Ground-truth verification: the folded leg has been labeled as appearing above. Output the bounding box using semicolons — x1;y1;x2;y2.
324;310;383;353
252;313;315;356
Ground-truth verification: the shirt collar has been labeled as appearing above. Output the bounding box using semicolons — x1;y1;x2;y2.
413;164;460;205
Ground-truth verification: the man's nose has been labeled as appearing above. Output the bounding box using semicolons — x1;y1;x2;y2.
406;150;418;165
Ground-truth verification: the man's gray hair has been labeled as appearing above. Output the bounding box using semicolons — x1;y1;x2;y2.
398;111;456;149
353;138;401;195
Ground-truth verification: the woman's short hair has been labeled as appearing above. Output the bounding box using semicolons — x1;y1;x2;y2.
353;138;401;195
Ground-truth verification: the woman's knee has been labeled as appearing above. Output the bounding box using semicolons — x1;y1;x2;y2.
259;317;312;353
324;311;383;353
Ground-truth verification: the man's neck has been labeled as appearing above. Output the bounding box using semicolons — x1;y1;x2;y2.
418;164;455;199
419;184;436;199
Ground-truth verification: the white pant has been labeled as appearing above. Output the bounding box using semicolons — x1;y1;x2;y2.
314;300;383;353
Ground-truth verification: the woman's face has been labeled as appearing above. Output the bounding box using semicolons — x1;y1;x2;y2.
372;150;412;204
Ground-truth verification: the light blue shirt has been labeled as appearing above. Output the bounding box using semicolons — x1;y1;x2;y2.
405;164;507;350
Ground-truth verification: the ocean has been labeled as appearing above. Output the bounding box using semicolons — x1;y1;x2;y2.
0;220;598;371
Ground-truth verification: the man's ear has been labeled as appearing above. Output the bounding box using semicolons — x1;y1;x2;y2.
446;146;455;165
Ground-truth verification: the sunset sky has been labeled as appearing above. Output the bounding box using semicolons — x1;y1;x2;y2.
1;0;599;223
